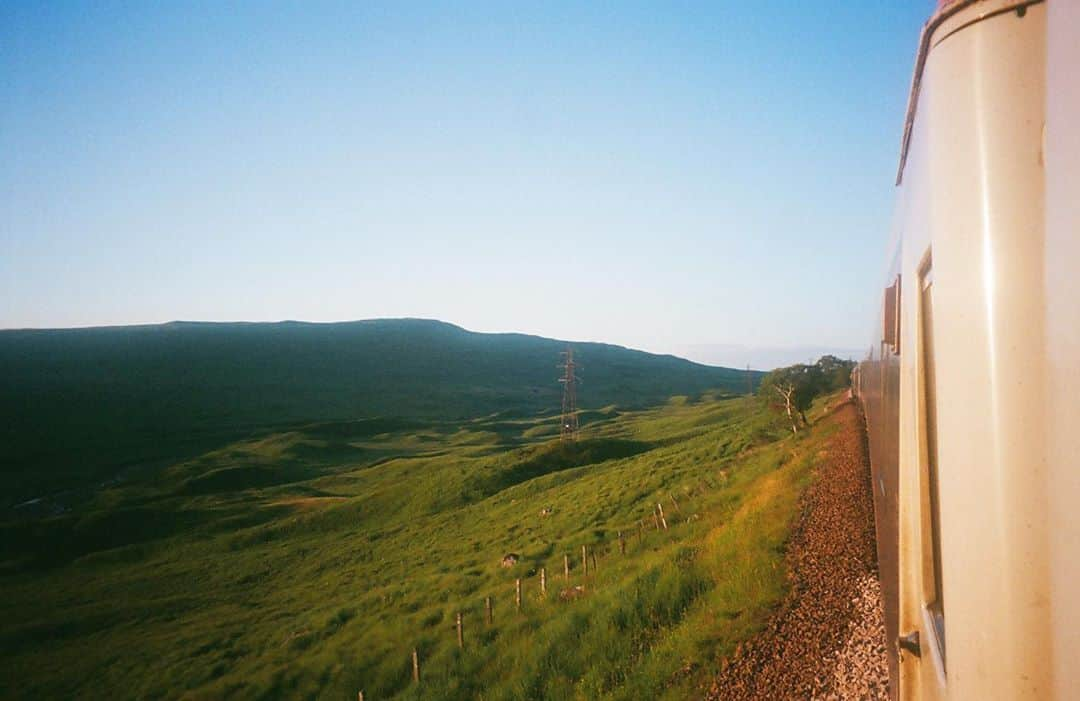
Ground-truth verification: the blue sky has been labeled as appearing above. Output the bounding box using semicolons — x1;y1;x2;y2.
1;1;931;366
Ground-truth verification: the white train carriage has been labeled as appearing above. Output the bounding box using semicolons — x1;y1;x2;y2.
856;1;1080;698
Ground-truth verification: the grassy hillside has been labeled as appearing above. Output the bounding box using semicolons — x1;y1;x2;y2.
0;391;842;700
0;319;760;505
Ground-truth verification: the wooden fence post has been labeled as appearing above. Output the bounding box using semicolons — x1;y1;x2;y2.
657;503;668;530
456;612;463;648
485;595;493;624
670;493;682;514
581;545;588;575
359;692;364;701
590;549;597;573
564;554;570;579
412;648;420;683
515;578;522;610
653;509;661;530
540;567;547;596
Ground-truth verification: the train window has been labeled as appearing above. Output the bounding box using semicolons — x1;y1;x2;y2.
920;259;946;665
883;275;902;353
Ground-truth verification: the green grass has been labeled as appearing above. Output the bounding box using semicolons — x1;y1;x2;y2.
0;392;838;700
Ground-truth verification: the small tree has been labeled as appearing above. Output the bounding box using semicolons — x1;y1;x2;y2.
759;364;818;432
758;355;854;431
768;378;800;433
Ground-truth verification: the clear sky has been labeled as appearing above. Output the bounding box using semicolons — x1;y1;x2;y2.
1;1;932;366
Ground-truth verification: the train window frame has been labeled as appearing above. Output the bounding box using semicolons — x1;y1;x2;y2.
917;252;947;675
883;275;902;354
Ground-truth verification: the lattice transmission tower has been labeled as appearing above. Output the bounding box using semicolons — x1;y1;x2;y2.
558;347;581;442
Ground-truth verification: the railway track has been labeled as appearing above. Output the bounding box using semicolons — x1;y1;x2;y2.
705;398;888;700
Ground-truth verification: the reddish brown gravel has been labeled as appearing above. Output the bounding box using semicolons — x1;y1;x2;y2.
705;399;888;700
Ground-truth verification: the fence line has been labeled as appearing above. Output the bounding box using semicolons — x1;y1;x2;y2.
368;484;710;699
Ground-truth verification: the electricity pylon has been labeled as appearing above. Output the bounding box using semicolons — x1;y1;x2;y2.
559;347;581;442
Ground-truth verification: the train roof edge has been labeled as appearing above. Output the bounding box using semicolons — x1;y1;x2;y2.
895;0;1041;186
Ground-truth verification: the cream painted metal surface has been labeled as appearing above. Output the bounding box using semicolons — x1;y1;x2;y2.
904;2;1048;698
858;0;1080;698
1044;1;1080;698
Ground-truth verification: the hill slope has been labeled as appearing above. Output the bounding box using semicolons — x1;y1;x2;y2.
0;392;834;700
0;319;759;504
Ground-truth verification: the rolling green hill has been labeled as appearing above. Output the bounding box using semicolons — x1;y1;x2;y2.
0;319;760;506
0;390;840;700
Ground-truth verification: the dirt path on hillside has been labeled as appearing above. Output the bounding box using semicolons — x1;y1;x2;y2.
705;399;888;700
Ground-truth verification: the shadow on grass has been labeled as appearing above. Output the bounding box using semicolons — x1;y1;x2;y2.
467;438;655;499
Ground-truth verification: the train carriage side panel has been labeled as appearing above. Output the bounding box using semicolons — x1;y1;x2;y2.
906;3;1049;698
865;1;1054;699
1045;1;1080;697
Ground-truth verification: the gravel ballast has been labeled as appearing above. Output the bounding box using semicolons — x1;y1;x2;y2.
705;399;888;700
